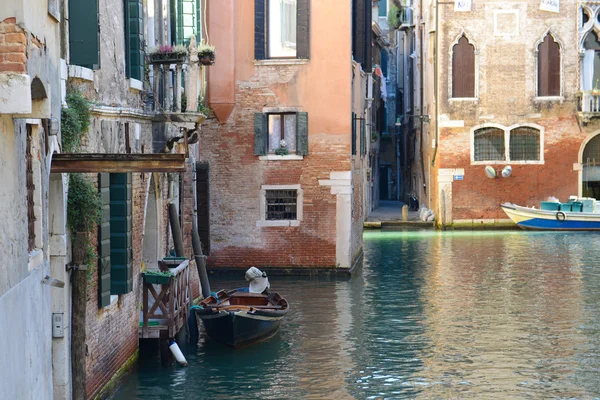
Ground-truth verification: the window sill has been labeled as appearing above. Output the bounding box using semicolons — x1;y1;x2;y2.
471;160;544;165
128;78;144;92
259;154;304;161
534;96;563;102
449;97;478;102
68;65;94;82
256;220;300;227
254;59;309;66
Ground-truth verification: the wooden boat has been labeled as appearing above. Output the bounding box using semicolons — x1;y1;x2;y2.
194;288;289;347
501;197;600;230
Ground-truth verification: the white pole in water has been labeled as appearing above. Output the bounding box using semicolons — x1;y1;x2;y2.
169;340;188;366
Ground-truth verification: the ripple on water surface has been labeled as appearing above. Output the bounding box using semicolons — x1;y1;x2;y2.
113;230;600;399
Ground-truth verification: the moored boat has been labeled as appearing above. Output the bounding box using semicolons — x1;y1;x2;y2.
194;288;289;347
501;197;600;230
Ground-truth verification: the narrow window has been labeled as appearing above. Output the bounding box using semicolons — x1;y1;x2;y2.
265;189;298;220
268;0;297;57
268;113;297;153
125;0;145;80
452;36;475;98
538;34;560;96
474;127;505;161
26;125;35;251
509;127;540;161
69;0;100;69
582;31;600;91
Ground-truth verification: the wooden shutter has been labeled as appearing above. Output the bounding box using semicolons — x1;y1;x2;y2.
360;118;366;156
255;0;266;60
364;0;372;72
110;173;132;295
297;0;310;59
379;0;387;16
254;113;268;155
125;0;144;80
452;36;475;98
538;35;560;97
352;0;365;66
196;162;210;255
296;112;309;155
351;112;357;155
98;173;111;307
69;0;100;69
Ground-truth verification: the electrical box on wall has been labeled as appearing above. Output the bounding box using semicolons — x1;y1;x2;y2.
52;313;64;338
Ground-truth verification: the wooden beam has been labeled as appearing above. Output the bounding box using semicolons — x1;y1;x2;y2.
50;153;186;173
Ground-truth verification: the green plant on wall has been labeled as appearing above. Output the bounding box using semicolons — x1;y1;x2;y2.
67;173;102;277
388;5;402;29
61;89;91;153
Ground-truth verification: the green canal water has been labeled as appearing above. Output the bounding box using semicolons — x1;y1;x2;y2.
113;230;600;399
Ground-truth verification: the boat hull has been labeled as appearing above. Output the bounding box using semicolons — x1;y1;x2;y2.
501;203;600;231
197;311;282;347
194;289;289;347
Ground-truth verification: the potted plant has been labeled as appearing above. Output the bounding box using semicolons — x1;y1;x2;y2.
142;269;174;285
274;139;289;156
148;44;188;64
198;43;216;66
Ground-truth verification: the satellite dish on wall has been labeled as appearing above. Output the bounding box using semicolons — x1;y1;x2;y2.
484;165;497;179
501;165;512;178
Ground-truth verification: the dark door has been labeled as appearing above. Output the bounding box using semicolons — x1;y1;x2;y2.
196;162;210;255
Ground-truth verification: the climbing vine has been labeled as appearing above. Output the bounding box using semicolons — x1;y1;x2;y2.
61;89;91;153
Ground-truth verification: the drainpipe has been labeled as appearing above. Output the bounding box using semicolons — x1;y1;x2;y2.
431;0;439;167
419;0;426;200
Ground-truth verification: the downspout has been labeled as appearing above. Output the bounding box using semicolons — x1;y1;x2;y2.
419;0;426;197
431;0;439;167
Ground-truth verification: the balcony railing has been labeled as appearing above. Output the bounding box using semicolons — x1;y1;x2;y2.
578;91;600;114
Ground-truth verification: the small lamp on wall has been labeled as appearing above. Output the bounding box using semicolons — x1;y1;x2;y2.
501;165;512;178
484;165;497;179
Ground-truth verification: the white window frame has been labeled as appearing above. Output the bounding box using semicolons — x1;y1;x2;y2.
257;184;303;227
534;30;564;101
470;123;545;165
268;0;297;58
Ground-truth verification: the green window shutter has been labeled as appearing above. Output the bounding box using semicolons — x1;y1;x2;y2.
110;173;133;295
254;0;266;60
296;112;309;155
125;0;144;80
351;112;357;155
379;0;387;16
254;113;267;155
296;0;310;59
172;0;198;45
360;118;366;156
69;0;100;69
98;173;111;308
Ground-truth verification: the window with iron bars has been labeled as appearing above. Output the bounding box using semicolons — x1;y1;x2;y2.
474;126;541;162
26;125;36;251
265;189;297;220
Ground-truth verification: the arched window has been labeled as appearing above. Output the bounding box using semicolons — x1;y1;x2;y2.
582;134;600;198
452;36;475;98
582;31;600;91
537;34;560;96
474;127;504;161
510;127;540;161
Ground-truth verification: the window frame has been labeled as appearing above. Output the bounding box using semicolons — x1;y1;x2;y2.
257;184;303;227
535;31;563;100
267;112;298;153
449;32;478;101
470;123;544;165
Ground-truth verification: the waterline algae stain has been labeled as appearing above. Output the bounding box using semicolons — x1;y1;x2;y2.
113;230;600;399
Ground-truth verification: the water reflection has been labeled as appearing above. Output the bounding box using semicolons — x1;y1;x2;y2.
114;230;600;399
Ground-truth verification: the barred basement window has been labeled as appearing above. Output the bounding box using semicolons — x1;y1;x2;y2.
265;189;297;220
474;127;505;161
510;127;540;161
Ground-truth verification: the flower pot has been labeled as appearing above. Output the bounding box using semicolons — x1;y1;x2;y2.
142;272;172;285
149;53;187;65
199;54;215;66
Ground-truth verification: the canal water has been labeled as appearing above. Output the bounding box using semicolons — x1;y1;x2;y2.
113;230;600;399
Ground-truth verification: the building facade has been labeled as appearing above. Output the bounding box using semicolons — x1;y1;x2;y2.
198;0;369;271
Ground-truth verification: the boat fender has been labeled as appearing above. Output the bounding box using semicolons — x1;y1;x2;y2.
169;340;188;367
556;211;566;222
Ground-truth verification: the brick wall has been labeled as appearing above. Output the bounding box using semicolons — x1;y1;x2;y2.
199;80;350;269
0;17;27;73
433;1;587;221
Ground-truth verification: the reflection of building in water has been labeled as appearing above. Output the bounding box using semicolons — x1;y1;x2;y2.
415;232;586;397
